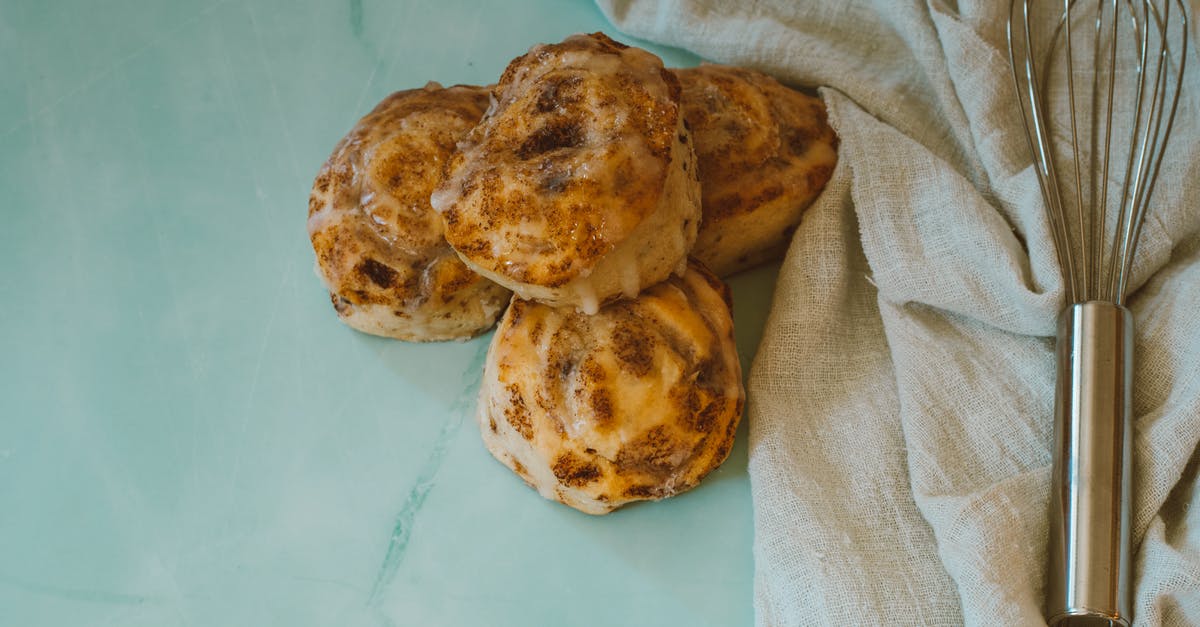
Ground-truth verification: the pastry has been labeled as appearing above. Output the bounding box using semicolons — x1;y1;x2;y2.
432;33;701;314
308;83;511;341
674;64;837;276
477;261;744;514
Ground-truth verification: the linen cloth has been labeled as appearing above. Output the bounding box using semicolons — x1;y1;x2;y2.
595;1;1200;625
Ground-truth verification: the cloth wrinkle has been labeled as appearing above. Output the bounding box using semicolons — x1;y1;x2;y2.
596;2;1200;624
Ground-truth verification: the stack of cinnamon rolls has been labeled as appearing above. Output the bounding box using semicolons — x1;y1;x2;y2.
307;33;836;514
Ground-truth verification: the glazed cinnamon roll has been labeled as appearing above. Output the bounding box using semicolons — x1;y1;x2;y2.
308;83;511;341
477;261;744;515
432;33;701;314
673;64;838;277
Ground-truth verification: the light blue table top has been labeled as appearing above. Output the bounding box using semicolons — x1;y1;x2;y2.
0;1;779;625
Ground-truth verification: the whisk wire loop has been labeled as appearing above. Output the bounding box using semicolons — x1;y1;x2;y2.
1117;0;1188;302
1066;0;1090;302
1008;1;1081;303
1110;0;1156;302
1093;0;1119;299
1009;0;1187;306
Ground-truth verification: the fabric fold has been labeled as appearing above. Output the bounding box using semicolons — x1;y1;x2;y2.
597;1;1200;625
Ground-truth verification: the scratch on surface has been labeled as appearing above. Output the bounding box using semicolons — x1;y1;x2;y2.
242;252;289;414
210;15;284;263
364;340;489;607
350;0;410;116
0;0;237;140
350;0;364;38
245;5;304;182
0;573;153;606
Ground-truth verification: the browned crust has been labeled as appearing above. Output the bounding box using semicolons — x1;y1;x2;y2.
437;33;686;288
307;84;511;338
674;63;838;238
482;261;744;512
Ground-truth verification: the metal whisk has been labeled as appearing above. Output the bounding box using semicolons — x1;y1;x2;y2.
1007;1;1188;625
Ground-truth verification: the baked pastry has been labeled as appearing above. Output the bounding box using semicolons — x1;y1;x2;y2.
432;33;701;314
673;64;838;277
308;83;511;341
477;261;744;515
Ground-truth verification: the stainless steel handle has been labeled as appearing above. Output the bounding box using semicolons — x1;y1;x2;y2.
1046;301;1133;627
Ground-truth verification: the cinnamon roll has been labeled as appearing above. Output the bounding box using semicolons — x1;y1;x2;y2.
432;33;701;314
477;261;744;515
674;64;838;277
308;83;511;341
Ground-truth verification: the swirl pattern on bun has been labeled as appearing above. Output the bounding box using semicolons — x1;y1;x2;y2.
308;83;511;341
478;261;744;514
433;33;701;314
674;64;838;277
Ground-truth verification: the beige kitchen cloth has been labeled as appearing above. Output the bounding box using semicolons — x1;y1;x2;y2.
596;1;1200;625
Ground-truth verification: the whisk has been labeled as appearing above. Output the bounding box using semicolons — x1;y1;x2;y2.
1007;1;1188;625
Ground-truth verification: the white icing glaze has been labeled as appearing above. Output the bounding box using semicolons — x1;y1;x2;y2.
428;186;455;213
575;281;600;315
620;258;641;299
306;205;339;236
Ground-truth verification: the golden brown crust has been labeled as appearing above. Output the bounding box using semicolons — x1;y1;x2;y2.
674;64;839;276
307;83;511;340
478;261;744;514
434;33;693;289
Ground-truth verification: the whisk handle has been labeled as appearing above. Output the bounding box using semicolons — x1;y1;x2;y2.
1047;302;1133;627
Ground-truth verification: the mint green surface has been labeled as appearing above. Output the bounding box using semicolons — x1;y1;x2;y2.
0;1;776;625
